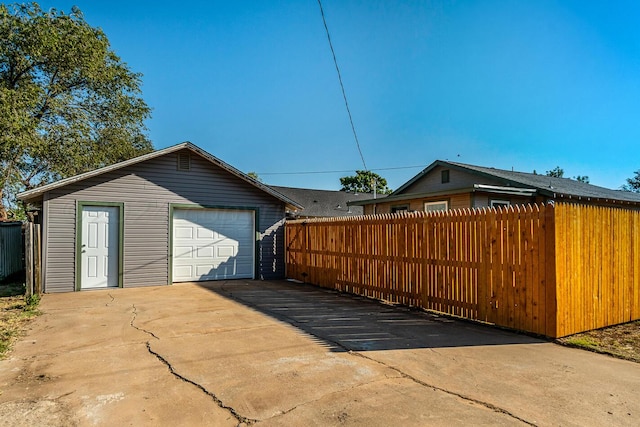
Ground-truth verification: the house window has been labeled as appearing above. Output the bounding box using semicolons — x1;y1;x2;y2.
490;200;510;208
441;170;450;183
177;153;191;171
424;201;448;212
391;205;409;213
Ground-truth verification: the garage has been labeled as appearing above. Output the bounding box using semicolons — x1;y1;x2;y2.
172;208;256;282
17;143;301;292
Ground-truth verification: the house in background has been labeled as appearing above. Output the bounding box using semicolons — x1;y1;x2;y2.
18;142;301;293
271;186;378;218
349;160;640;215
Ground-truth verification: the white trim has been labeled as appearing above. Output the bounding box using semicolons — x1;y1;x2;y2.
42;195;49;292
391;205;409;213
474;184;537;195
424;200;448;212
490;199;511;208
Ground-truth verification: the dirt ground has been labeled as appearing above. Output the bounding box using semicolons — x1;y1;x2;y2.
557;320;640;363
0;281;39;359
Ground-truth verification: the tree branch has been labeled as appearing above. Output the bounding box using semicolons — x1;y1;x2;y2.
32;68;59;121
7;59;46;89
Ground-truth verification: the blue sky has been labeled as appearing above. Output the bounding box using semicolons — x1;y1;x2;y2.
37;0;640;190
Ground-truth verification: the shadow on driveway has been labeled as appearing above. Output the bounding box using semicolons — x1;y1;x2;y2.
197;279;543;352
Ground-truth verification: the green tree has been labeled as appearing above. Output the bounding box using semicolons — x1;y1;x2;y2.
545;167;589;183
340;170;392;194
247;171;262;182
621;170;640;193
0;3;152;219
545;166;564;178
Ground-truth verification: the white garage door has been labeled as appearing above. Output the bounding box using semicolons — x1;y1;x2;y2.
172;208;255;282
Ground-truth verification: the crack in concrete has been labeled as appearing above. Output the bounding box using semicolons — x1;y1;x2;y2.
105;293;115;307
220;282;537;426
127;301;254;426
347;351;537;426
269;374;403;420
130;305;159;340
53;391;75;400
177;324;276;337
145;342;256;426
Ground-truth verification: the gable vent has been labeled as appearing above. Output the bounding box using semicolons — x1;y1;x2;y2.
177;153;191;171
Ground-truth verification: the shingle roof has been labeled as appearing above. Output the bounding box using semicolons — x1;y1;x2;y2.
444;161;640;203
351;160;640;207
270;186;380;217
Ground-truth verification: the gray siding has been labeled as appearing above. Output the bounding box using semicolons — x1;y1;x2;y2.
401;165;505;194
43;192;77;292
42;149;286;292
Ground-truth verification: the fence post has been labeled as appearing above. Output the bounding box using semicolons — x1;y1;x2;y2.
302;222;309;284
25;223;33;298
477;208;488;322
421;216;429;309
544;204;558;337
34;224;42;294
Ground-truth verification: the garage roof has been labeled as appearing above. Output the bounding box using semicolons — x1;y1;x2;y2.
18;142;303;210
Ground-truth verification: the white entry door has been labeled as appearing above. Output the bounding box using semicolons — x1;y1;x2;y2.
173;208;255;282
81;206;120;289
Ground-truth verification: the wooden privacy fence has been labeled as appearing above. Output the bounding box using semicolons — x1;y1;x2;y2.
554;203;640;336
285;203;640;338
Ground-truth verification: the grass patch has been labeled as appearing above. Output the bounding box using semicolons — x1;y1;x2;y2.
0;279;40;359
558;321;640;363
563;336;600;349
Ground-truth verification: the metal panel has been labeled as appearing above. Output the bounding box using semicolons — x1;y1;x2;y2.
41;149;286;292
0;222;23;280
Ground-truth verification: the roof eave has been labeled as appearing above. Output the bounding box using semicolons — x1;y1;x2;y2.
349;187;473;206
550;192;640;207
17;142;192;202
351;185;542;207
473;184;538;196
17;142;303;210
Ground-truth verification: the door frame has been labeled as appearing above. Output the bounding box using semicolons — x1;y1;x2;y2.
75;201;124;291
169;203;260;284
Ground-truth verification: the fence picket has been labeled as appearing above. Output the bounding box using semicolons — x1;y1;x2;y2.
285;202;640;338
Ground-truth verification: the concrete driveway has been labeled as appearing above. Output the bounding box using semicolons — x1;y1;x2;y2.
1;280;638;426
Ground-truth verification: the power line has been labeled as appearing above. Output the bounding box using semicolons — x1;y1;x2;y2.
317;0;368;171
256;165;427;176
